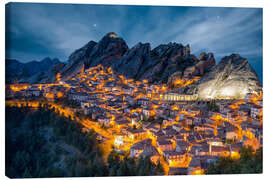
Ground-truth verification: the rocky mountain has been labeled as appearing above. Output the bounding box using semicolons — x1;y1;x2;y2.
25;62;66;84
60;32;128;80
7;32;262;100
58;32;213;83
6;57;61;83
196;54;262;99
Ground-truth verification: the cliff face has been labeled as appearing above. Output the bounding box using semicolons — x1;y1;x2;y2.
139;43;198;83
197;54;262;99
60;32;128;80
58;33;206;83
9;32;262;100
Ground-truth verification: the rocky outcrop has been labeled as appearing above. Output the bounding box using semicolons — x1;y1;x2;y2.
12;32;261;97
60;40;97;80
58;33;199;83
113;42;153;79
139;43;198;82
183;52;216;78
196;54;262;99
60;32;128;80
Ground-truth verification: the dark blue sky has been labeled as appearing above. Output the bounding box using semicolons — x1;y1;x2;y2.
6;3;263;81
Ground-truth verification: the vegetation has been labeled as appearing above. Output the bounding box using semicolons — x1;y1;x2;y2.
206;100;219;112
142;115;155;122
5;104;164;178
206;146;262;174
107;150;164;176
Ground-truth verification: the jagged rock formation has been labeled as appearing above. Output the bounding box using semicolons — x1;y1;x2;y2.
138;43;198;83
60;32;128;80
8;33;262;101
183;52;216;78
196;54;262;99
39;33;200;82
58;32;203;83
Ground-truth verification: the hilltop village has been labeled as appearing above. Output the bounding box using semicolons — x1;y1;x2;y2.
6;64;263;175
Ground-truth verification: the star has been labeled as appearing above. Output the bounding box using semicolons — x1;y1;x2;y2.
93;24;97;28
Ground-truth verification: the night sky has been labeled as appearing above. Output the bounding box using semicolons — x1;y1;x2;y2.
5;3;263;82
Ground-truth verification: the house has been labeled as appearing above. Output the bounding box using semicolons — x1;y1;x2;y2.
172;124;182;132
175;140;189;153
27;86;41;97
206;138;224;147
143;123;160;133
162;126;176;135
130;138;152;157
219;104;231;114
238;108;250;117
115;119;130;129
187;134;197;144
184;117;194;126
250;105;262;118
97;115;111;127
194;115;203;125
188;108;200;116
156;107;165;116
194;132;203;142
252;119;261;126
174;135;185;141
139;145;160;164
68;92;89;102
142;108;153;118
210;146;230;156
156;139;173;151
244;93;254;102
226;129;238;141
169;167;188;175
136;97;150;106
163;128;178;137
85;106;105;117
178;128;190;138
258;100;263;106
126;128;146;140
194;124;213;132
151;130;166;139
187;156;201;175
163;150;186;164
189;144;209;156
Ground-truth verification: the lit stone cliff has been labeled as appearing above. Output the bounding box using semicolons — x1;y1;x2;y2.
196;54;262;99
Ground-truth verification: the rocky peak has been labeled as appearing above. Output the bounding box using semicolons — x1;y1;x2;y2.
152;42;185;58
197;54;261;99
114;42;152;79
88;32;129;67
67;40;97;65
183;44;190;56
199;52;215;62
60;33;129;80
27;32;261;92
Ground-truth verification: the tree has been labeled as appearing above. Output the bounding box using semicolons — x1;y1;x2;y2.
206;146;262;174
207;100;219;112
107;150;120;168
